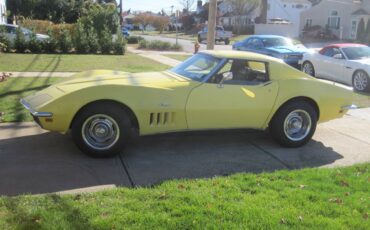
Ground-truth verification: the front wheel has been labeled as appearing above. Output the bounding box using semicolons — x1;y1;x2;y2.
353;70;370;92
269;101;317;147
302;61;315;77
71;102;132;158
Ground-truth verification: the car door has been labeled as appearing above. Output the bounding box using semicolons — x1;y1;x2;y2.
186;59;279;130
319;47;344;80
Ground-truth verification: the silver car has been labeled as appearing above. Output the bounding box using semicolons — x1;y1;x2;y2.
0;24;49;43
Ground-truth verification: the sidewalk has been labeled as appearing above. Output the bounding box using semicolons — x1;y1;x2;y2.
8;72;77;77
127;46;190;67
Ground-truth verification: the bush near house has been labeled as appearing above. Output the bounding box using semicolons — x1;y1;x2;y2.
126;36;144;44
3;3;126;55
138;39;183;51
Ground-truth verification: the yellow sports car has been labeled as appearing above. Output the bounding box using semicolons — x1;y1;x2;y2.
21;51;354;157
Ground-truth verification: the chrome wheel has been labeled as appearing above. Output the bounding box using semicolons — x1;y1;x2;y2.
302;62;314;76
82;114;120;151
353;71;368;91
283;110;312;142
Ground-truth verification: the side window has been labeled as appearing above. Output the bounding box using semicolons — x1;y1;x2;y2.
6;26;16;34
322;47;341;58
251;39;263;48
210;59;269;85
322;48;335;57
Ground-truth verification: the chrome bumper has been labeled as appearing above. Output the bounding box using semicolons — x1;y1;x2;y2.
20;99;53;118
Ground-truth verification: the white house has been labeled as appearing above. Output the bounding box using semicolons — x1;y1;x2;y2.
218;0;260;28
300;0;370;40
267;0;312;35
0;0;6;24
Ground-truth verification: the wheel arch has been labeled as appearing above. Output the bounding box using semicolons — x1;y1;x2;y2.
69;99;140;131
270;96;320;124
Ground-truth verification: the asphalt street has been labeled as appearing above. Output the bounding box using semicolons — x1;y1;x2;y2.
1;108;370;196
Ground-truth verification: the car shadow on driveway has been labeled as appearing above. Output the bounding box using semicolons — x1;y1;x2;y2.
0;130;343;196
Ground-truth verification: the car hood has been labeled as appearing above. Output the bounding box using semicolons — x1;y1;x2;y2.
23;70;194;110
349;58;370;66
55;70;189;89
266;46;308;54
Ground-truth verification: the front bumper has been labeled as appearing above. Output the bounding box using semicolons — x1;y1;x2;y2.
20;99;53;118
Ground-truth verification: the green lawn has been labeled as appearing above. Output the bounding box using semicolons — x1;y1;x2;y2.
0;53;170;72
0;77;63;122
0;164;369;229
164;54;192;61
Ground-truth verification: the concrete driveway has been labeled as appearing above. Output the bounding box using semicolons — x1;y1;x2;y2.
1;108;370;196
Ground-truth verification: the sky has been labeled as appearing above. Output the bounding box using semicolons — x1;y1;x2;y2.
119;0;188;14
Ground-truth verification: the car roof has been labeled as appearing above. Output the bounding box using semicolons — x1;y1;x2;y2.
248;35;287;39
326;43;366;48
199;50;281;63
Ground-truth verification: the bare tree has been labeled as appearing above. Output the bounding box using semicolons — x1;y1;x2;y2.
179;0;195;13
153;15;170;34
227;0;260;34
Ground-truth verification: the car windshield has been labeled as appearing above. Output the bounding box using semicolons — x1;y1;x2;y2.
170;54;222;81
342;46;370;60
262;37;293;47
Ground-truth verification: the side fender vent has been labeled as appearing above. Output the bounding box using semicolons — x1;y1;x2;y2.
149;112;175;126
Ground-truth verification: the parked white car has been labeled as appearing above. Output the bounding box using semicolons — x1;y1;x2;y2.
0;24;49;43
300;43;370;92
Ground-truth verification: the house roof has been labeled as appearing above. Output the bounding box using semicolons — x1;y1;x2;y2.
352;9;370;15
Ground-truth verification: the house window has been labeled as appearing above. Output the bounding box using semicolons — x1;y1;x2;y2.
328;10;340;29
306;19;313;28
351;20;358;39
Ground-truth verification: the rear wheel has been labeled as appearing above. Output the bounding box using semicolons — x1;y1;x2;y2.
269;101;317;147
352;70;370;92
71;102;132;158
302;61;315;77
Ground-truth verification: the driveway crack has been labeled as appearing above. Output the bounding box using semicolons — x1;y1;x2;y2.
118;154;136;188
248;141;293;170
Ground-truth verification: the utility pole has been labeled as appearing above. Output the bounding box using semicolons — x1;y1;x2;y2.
207;0;217;50
120;0;123;26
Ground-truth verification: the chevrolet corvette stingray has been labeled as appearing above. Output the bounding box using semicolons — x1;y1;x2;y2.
21;51;354;157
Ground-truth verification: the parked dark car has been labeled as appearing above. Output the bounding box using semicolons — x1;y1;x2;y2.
122;28;130;38
232;35;308;68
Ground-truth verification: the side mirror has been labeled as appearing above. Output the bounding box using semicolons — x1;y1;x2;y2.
333;53;343;59
218;72;233;88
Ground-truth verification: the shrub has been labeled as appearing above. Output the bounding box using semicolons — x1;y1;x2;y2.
74;22;90;54
58;29;73;53
171;43;182;51
126;36;143;44
19;19;52;35
138;39;148;49
14;28;27;53
87;27;100;54
42;29;58;53
100;27;114;54
0;27;11;52
138;39;183;51
28;32;43;53
113;32;126;55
